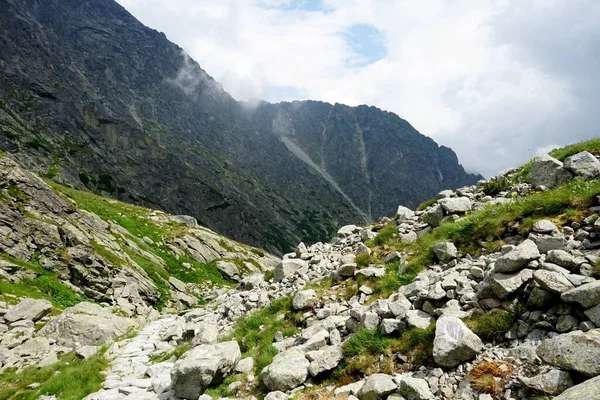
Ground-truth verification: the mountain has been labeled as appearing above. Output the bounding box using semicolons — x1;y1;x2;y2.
0;0;481;254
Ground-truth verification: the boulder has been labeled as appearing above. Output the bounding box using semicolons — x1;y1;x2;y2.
546;250;580;270
191;323;219;346
421;204;444;227
4;299;53;323
533;220;559;234
356;373;397;400
561;281;600;308
215;261;240;280
494;239;540;273
554;375;600;400
306;345;343;376
171;341;241;399
520;369;574;395
563;151;600;178
433;242;458;263
395;375;434;399
527;155;573;189
261;348;309;391
537;330;600;377
265;391;289;400
406;310;434;330
168;277;187;292
338;225;361;237
438;197;472;214
490;269;533;299
274;259;309;282
39;302;132;348
533;270;575;294
396;206;415;220
433;316;483;368
292;290;317;310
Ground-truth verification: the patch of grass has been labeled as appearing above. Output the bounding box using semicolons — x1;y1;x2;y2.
469;360;516;398
372;223;398;247
465;309;518;342
204;374;244;398
482;177;512;197
218;239;235;252
0;350;108;400
338;325;436;380
264;270;274;282
150;341;191;363
91;241;125;266
416;198;436;211
355;253;373;268
229;296;302;378
548;138;600;161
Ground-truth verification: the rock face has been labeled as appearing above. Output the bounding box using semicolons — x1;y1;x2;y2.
171;341;241;399
0;0;480;254
261;349;309;391
433;316;483;368
537;330;600;377
39;302;133;348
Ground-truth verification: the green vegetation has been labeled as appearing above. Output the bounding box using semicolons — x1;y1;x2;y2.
465;309;519;342
337;325;436;379
204;374;245;398
0;350;108;400
150;341;191;363
0;252;87;308
416;198;437;211
481;176;512;197
229;297;302;378
548;138;600;161
371;223;398;247
355;253;374;268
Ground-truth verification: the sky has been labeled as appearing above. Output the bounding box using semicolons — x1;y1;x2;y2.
116;0;600;177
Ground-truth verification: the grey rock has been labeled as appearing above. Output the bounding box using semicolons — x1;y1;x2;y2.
433;242;458;263
292;289;317;310
307;345;343;376
564;151;600;178
490;269;534;299
537;329;600;377
494;239;540;272
40;302;132;348
584;303;600;327
264;391;288;400
274;259;309;282
338;225;361;237
438;197;472;214
421;204;444;228
406;310;434;330
533;220;559;234
396;205;415;220
338;263;357;277
561;281;600;308
4;298;53;323
215;261;240;280
192;323;219;346
433;315;483;368
171;341;241;399
533;270;575;294
527;155;573;188
168;277;187;292
379;318;406;335
235;357;254;374
556;315;579;333
546;250;580;270
356;373;397;400
261;348;309;391
76;345;100;359
396;375;434;400
530;233;568;253
521;369;574;396
554;375;600;399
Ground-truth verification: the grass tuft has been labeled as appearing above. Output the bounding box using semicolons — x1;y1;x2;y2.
469;360;516;397
465;309;518;342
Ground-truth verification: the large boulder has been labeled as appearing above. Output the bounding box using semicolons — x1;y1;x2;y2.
527;155;573;188
494;240;540;273
4;298;53;323
520;369;574;396
438;197;472;214
563;151;600;179
561;281;600;308
537;330;600;377
306;345;343;376
533;270;575;294
554;375;600;400
433;316;483;368
490;269;533;299
292;290;317;310
274;259;309;282
421;204;444;227
356;373;397;400
39;302;133;348
396;205;415;220
261;348;309;391
171;341;241;399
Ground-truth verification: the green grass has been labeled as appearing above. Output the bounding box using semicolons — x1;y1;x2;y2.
203;374;244;398
371;223;398;247
149;341;191;363
481;176;512;196
229;297;302;378
336;325;436;379
355;253;374;268
416;198;437;211
465;309;519;342
548;138;600;161
0;350;108;400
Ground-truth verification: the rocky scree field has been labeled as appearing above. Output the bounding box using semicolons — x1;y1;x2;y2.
2;139;600;400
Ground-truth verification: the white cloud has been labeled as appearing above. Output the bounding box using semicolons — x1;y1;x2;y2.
116;0;600;176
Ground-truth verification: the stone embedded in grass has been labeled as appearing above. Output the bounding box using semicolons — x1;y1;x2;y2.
433;241;458;263
532;219;559;234
406;310;434;330
421;204;444;227
306;345;343;377
4;298;53;323
494;239;540;273
433;315;483;368
563;151;600;179
527;155;573;189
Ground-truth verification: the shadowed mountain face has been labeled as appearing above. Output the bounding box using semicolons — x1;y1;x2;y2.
0;0;481;254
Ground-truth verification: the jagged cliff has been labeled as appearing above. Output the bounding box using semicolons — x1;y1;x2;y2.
0;0;481;254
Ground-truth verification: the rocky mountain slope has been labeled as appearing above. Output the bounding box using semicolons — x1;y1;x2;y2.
2;140;600;400
0;0;480;254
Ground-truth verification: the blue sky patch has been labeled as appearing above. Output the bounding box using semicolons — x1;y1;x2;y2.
344;23;386;67
259;0;330;12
